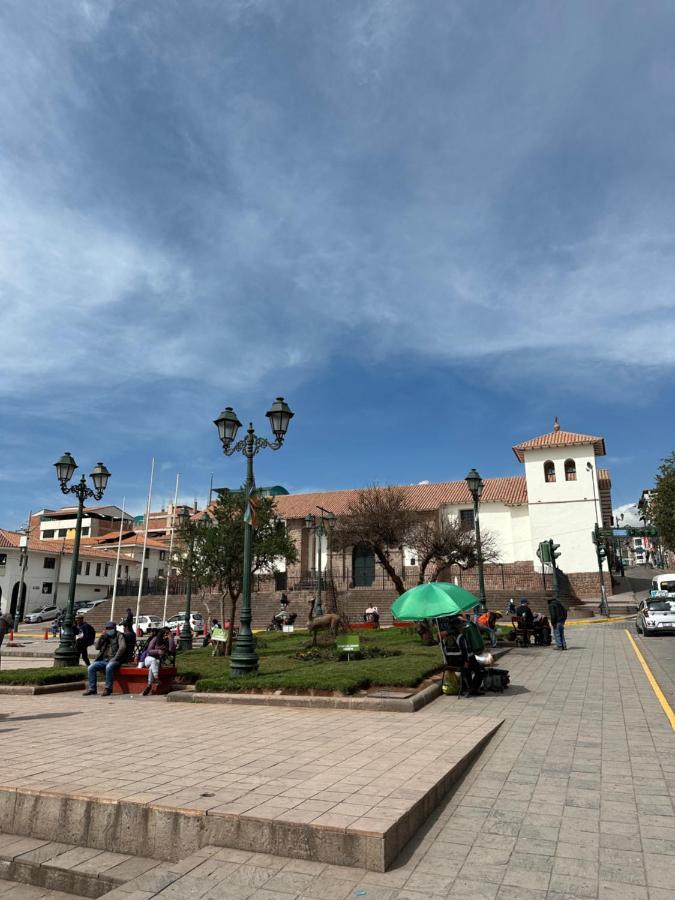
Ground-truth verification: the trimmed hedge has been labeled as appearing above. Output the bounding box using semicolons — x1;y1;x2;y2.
0;667;84;686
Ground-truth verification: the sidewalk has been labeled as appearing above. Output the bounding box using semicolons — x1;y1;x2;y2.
99;624;674;898
1;624;673;898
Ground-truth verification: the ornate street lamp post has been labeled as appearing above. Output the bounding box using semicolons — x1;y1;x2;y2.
304;507;336;618
177;509;210;651
465;467;487;611
214;398;294;676
53;452;110;667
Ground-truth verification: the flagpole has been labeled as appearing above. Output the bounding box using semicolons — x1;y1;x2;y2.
134;458;155;632
109;497;126;623
161;473;180;626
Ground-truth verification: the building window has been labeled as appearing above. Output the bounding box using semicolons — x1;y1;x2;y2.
43;529;55;539
42;582;53;594
81;527;90;536
544;461;556;483
58;529;67;538
104;563;109;577
145;548;150;559
85;562;91;576
0;554;6;567
158;568;165;578
159;551;166;561
96;563;102;576
459;509;475;529
43;557;56;569
124;565;129;576
564;459;576;481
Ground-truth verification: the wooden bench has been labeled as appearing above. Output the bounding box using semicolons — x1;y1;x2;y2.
112;665;177;695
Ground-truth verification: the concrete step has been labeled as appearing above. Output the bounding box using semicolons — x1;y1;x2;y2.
0;835;163;899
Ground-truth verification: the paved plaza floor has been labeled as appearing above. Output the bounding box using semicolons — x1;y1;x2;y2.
1;623;674;898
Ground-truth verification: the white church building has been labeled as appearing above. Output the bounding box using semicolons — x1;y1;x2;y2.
272;420;613;600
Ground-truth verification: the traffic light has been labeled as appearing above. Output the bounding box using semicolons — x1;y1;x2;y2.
537;541;552;563
549;540;561;562
597;542;607;562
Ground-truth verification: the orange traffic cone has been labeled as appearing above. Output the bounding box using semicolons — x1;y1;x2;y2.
136;626;142;637
9;629;14;641
44;628;49;640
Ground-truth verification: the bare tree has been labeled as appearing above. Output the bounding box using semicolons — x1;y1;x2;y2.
409;517;500;583
333;485;416;595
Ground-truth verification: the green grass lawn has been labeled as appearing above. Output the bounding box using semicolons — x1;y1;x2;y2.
0;666;84;686
177;627;446;695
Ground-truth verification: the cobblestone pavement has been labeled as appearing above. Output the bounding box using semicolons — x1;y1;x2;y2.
0;880;87;898
100;623;675;898
3;624;674;898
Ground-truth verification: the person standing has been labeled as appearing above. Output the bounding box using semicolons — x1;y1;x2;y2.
74;614;96;666
0;610;14;669
548;596;568;650
123;607;134;630
83;622;126;696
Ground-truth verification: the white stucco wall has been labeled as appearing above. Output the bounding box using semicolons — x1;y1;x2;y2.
523;445;602;572
0;547;139;615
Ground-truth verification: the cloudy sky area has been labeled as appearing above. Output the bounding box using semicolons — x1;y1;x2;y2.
1;0;674;526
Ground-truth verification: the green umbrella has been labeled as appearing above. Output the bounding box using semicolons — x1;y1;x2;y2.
390;582;479;621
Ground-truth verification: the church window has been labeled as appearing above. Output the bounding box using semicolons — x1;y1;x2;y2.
564;459;576;481
544;460;556;483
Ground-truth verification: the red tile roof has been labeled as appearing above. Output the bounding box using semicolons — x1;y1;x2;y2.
512;429;606;462
0;530;140;563
273;476;529;520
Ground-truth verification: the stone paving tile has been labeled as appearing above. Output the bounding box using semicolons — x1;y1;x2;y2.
5;624;675;900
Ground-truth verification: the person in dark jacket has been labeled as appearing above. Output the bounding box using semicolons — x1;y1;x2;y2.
74;614;96;666
548;597;568;650
443;616;486;696
123;608;134;630
83;622;126;696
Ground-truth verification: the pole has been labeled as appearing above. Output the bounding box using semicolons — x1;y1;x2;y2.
54;489;85;667
474;498;487;611
230;428;258;675
316;524;324;617
588;464;608;615
180;530;194;650
134;458;155;630
161;474;180;625
109;496;126;623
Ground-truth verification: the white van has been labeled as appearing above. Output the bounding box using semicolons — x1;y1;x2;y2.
650;574;675;597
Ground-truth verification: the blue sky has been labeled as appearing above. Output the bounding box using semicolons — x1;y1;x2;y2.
1;0;674;528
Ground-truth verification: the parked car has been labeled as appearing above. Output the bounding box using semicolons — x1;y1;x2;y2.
636;598;675;636
117;615;163;635
76;598;107;615
164;612;204;633
24;605;62;623
650;573;675;597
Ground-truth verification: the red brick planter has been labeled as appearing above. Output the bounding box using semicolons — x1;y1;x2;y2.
393;621;416;628
112;665;177;695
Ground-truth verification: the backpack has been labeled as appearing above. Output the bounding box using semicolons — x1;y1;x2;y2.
464;622;485;653
483;667;510;692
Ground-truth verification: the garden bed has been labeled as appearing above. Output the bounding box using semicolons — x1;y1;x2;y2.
176;626;445;696
0;666;84;686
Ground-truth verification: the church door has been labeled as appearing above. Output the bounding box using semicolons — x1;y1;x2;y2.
353;544;375;587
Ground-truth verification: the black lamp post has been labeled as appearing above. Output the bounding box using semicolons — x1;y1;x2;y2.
53;452;110;667
465;467;487;611
214;397;294;676
304;507;336;617
586;462;609;615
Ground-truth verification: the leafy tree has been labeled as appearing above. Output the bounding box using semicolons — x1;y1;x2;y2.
651;452;675;553
177;490;298;655
409;518;500;583
333;486;416;595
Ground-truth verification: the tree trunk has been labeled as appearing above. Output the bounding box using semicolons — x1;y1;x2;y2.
418;553;434;584
373;545;406;595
